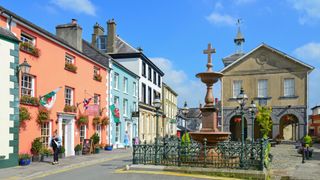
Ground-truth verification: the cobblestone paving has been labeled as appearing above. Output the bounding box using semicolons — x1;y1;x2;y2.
270;143;320;180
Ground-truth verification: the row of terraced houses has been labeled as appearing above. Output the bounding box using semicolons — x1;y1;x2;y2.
0;6;178;168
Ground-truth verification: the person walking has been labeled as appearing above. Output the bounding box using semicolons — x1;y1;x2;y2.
124;131;129;149
51;130;62;165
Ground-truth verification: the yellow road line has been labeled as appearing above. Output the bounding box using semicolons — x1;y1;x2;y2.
115;169;243;180
25;154;130;180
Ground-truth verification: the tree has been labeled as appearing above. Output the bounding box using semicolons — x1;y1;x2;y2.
256;106;273;139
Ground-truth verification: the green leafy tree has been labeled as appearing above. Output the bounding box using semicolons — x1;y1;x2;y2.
256;106;273;139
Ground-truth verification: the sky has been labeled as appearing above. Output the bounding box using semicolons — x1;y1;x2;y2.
1;0;320;109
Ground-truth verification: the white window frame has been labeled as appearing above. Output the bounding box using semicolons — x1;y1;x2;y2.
21;74;35;97
284;78;295;97
65;54;74;64
133;82;137;97
258;79;268;98
114;73;119;90
94;94;100;105
65;87;74;106
115;123;120;143
123;77;128;93
41;122;50;148
123;99;128;116
114;96;119;106
80;125;86;144
96;36;107;50
94;66;100;76
20;33;35;45
96;124;102;144
233;80;242;98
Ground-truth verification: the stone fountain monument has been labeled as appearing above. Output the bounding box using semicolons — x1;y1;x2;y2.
189;43;230;145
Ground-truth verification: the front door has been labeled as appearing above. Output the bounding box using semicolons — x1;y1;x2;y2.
62;118;74;156
127;122;131;146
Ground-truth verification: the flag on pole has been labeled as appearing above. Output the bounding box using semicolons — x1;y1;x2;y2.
83;98;92;110
110;104;120;123
40;87;61;109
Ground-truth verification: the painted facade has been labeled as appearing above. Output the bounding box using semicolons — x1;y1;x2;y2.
109;60;139;148
0;7;109;157
0;27;20;168
162;83;178;137
309;106;320;137
221;43;314;141
92;20;165;143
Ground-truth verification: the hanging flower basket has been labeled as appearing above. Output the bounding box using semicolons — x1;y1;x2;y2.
20;107;31;124
37;108;50;124
92;116;101;125
101;116;110;126
77;115;88;126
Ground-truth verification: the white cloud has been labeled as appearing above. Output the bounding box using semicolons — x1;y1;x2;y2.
206;12;236;26
288;0;320;24
294;42;320;63
151;57;221;108
293;42;320;109
51;0;96;16
214;2;223;10
235;0;256;5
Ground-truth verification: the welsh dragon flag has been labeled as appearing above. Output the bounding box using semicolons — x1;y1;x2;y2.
110;104;120;123
40;87;61;109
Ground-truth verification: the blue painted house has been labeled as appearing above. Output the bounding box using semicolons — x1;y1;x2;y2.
0;27;20;168
109;60;139;148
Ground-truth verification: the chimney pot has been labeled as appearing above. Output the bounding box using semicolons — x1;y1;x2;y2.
72;19;77;24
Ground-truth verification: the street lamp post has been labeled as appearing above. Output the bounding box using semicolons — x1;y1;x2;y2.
249;100;256;159
153;95;161;165
181;101;189;136
237;87;248;168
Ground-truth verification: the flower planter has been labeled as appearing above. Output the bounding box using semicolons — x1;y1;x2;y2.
32;155;41;162
75;151;82;155
19;158;31;166
105;146;113;151
94;148;100;154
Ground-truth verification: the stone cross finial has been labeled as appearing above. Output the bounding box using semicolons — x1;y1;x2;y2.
203;43;216;72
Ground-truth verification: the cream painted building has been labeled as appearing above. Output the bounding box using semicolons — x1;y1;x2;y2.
221;41;314;141
0;27;20;168
162;83;178;137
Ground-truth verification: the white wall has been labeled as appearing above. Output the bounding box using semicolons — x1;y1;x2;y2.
0;38;15;159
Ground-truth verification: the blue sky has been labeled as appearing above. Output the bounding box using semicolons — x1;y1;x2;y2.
1;0;320;108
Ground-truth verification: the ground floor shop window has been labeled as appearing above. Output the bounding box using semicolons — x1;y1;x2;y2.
41;122;50;148
80;125;86;144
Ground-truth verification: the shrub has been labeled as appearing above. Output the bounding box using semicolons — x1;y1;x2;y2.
90;133;100;145
256;106;273;139
19;153;31;160
60;146;65;154
304;135;312;146
40;148;53;156
19;107;31;124
31;138;43;155
74;144;82;152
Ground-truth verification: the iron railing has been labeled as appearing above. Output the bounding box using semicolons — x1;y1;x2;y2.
132;137;269;170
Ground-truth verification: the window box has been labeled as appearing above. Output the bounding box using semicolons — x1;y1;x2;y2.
65;63;77;73
19;42;40;57
77;115;89;126
36;108;50;124
20;95;39;106
63;104;77;113
93;74;102;82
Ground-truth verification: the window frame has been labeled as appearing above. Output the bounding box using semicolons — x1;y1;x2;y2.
65;54;74;64
113;73;119;90
232;80;242;98
123;99;128;116
142;62;146;77
133;82;137;97
41;122;50;148
153;71;157;85
123;77;128;93
142;83;146;104
284;78;295;97
20;33;35;46
148;67;152;81
21;74;35;97
258;79;268;98
65;86;74;106
80;125;86;144
94;94;100;105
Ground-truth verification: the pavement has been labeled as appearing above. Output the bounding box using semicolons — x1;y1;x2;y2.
270;143;320;180
0;148;131;180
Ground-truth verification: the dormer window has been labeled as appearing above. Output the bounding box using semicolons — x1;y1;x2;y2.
96;35;107;50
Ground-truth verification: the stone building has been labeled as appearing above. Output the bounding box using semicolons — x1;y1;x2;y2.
0;27;20;168
221;28;314;141
162;83;178;137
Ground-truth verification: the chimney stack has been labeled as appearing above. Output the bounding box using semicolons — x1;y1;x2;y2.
56;19;82;51
91;22;104;47
107;19;116;53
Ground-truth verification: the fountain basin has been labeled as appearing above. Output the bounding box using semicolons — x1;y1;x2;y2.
196;72;223;84
189;131;230;146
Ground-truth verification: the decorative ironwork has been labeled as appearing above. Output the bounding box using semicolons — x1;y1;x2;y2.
133;137;268;170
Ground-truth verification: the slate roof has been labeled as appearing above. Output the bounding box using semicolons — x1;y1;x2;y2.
177;108;202;132
0;27;19;42
0;6;108;69
222;53;245;67
114;36;139;53
82;40;109;68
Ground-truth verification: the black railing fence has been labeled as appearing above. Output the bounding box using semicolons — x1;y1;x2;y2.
132;137;269;170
